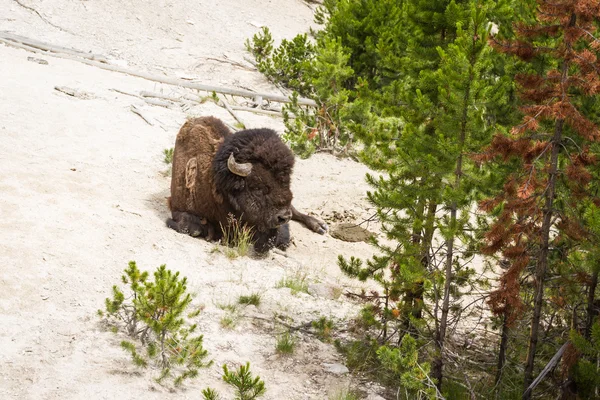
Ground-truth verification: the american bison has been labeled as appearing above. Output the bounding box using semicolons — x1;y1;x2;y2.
167;116;327;253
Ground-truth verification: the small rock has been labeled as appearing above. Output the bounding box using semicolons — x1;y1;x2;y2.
330;223;374;243
366;394;386;400
322;363;349;375
308;283;342;300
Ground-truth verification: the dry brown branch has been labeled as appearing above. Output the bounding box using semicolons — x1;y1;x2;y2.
0;32;317;106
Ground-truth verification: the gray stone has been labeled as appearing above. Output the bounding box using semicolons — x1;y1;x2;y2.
308;283;342;299
322;363;349;375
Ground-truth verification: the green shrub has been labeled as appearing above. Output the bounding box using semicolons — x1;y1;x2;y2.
101;262;211;386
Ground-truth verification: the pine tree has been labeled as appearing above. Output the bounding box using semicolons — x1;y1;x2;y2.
340;0;510;392
478;1;600;397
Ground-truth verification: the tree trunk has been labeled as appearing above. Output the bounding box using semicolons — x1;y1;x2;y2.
522;119;564;398
495;313;510;397
431;22;479;389
585;267;599;338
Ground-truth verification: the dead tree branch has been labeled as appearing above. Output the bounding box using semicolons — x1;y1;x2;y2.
0;32;317;106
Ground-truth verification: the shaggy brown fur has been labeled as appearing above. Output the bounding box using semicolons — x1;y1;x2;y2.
167;116;327;253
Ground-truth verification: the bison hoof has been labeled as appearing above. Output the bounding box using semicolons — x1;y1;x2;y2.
316;222;328;235
306;216;328;235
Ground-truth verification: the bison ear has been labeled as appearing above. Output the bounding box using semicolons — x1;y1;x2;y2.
227;153;253;177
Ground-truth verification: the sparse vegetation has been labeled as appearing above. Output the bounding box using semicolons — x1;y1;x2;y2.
329;388;360;400
220;213;254;258
223;362;266;400
312;316;334;343
275;331;296;355
163;147;174;164
238;293;261;307
220;313;239;330
100;261;211;386
276;271;309;295
216;302;238;313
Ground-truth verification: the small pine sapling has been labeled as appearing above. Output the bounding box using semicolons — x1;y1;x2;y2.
163;148;174;164
132;265;212;385
312;316;334;343
202;387;221;400
222;362;266;400
99;261;148;338
102;262;212;386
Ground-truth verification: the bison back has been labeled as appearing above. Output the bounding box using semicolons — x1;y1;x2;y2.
169;117;231;223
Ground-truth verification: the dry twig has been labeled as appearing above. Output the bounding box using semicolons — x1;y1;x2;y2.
130;105;154;126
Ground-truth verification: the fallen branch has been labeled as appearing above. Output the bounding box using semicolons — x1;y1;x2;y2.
54;86;95;99
230;105;291;118
248;315;313;334
143;98;175;108
0;31;106;62
130;105;154;126
139;91;184;102
0;32;317;106
110;88;141;98
523;342;569;398
219;95;247;129
110;89;176;108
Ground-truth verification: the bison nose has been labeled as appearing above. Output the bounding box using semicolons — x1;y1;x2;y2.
276;209;292;225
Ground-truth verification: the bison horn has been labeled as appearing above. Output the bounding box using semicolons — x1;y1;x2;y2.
227;153;253;177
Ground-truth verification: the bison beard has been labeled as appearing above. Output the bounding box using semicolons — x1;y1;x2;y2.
167;116;327;253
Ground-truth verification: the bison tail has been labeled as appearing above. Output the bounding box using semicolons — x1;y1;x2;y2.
166;196;172;210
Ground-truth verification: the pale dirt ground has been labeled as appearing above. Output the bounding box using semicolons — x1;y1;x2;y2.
0;1;389;399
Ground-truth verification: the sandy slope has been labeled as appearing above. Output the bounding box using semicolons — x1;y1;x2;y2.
0;1;386;399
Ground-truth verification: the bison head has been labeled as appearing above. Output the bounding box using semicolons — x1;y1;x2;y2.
213;128;295;233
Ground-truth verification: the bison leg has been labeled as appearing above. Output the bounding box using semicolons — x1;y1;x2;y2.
275;223;291;250
167;211;213;239
253;228;279;254
291;205;328;234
